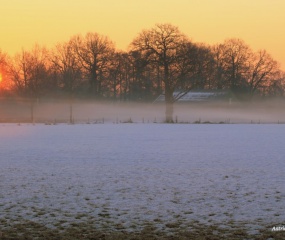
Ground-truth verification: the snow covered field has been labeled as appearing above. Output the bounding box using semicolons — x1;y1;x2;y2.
0;123;285;237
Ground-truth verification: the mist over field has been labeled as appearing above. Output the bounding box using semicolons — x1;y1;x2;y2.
1;98;285;124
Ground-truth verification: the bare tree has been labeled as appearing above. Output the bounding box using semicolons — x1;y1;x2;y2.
0;49;7;68
0;49;13;93
213;39;252;92
131;23;189;122
108;50;153;101
246;49;280;96
50;40;82;96
3;28;284;102
9;50;30;95
8;45;54;123
127;50;155;101
71;33;115;97
176;42;215;91
267;71;285;97
9;45;52;97
212;39;283;98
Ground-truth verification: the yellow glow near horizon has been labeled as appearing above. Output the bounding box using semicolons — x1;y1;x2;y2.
1;0;285;70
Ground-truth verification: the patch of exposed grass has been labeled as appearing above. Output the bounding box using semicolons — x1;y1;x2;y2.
1;218;284;240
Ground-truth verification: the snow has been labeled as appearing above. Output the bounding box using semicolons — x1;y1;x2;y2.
0;123;285;233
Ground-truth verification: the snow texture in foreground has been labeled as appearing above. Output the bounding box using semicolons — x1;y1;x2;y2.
0;124;285;232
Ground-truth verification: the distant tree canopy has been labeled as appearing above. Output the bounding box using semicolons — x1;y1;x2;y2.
0;23;284;102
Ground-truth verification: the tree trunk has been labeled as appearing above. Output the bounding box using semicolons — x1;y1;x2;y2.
90;67;97;96
165;101;174;123
30;99;34;124
165;87;174;123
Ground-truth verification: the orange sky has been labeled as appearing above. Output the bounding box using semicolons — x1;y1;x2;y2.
1;0;285;70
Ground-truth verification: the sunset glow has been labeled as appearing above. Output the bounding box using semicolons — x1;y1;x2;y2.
0;0;285;70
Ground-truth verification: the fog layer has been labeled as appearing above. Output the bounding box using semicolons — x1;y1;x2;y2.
1;99;285;124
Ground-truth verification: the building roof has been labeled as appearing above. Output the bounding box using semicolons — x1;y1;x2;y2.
154;90;231;103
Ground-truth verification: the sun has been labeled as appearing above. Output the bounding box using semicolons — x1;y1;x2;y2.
0;73;2;82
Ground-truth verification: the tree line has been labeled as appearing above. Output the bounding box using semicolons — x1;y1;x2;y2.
0;24;284;106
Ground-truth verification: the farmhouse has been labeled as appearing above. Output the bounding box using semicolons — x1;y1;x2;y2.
154;90;232;103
